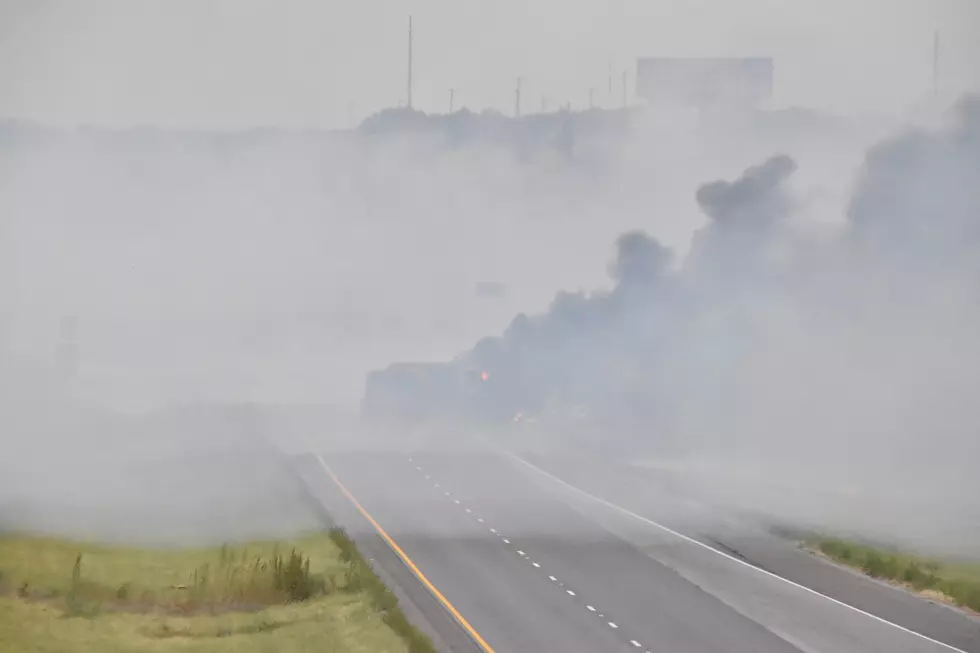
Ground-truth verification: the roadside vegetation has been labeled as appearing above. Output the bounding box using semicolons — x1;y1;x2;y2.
811;537;980;613
0;528;434;653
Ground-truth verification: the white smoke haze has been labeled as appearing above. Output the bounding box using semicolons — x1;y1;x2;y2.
0;95;977;554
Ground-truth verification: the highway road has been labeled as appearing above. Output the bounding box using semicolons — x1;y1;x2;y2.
294;444;979;653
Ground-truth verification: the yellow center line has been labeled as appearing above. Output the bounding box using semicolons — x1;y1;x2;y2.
315;454;496;653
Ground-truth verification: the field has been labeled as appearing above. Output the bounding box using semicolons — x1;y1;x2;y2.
812;537;980;613
0;529;433;653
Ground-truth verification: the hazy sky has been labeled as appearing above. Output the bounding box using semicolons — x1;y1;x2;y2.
0;0;978;127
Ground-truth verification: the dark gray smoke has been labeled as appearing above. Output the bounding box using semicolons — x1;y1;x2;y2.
381;95;980;554
686;154;798;288
695;153;797;229
608;230;672;288
848;94;980;273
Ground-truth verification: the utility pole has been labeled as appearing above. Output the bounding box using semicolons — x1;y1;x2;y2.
449;88;455;113
933;29;940;99
407;16;413;109
515;77;522;117
608;62;613;106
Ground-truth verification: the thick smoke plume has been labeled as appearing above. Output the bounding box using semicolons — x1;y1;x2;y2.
431;96;980;555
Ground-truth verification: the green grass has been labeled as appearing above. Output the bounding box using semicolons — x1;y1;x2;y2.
0;529;435;653
813;537;980;612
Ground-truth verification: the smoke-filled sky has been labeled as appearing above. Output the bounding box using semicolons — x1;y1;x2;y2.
1;0;978;127
1;1;979;554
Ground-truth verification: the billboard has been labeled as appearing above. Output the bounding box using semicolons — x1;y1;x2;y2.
636;57;774;109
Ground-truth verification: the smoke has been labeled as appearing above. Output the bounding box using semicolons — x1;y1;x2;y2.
2;94;973;551
3;107;802;543
608;230;672;288
695;153;797;228
849;94;980;271
426;95;980;554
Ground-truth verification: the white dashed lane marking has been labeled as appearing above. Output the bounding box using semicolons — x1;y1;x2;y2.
406;455;645;653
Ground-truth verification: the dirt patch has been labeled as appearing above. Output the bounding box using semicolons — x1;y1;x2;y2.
918;588;958;606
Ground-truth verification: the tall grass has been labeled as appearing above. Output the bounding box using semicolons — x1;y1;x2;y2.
329;527;436;653
818;538;980;612
64;554;102;618
182;546;329;610
55;546;330;617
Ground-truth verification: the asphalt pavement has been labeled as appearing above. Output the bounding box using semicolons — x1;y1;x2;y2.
297;445;978;653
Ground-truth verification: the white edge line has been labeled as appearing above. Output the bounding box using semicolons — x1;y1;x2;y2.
501;449;968;653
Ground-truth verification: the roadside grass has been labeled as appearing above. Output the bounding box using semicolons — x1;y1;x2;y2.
0;528;435;653
811;537;980;613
